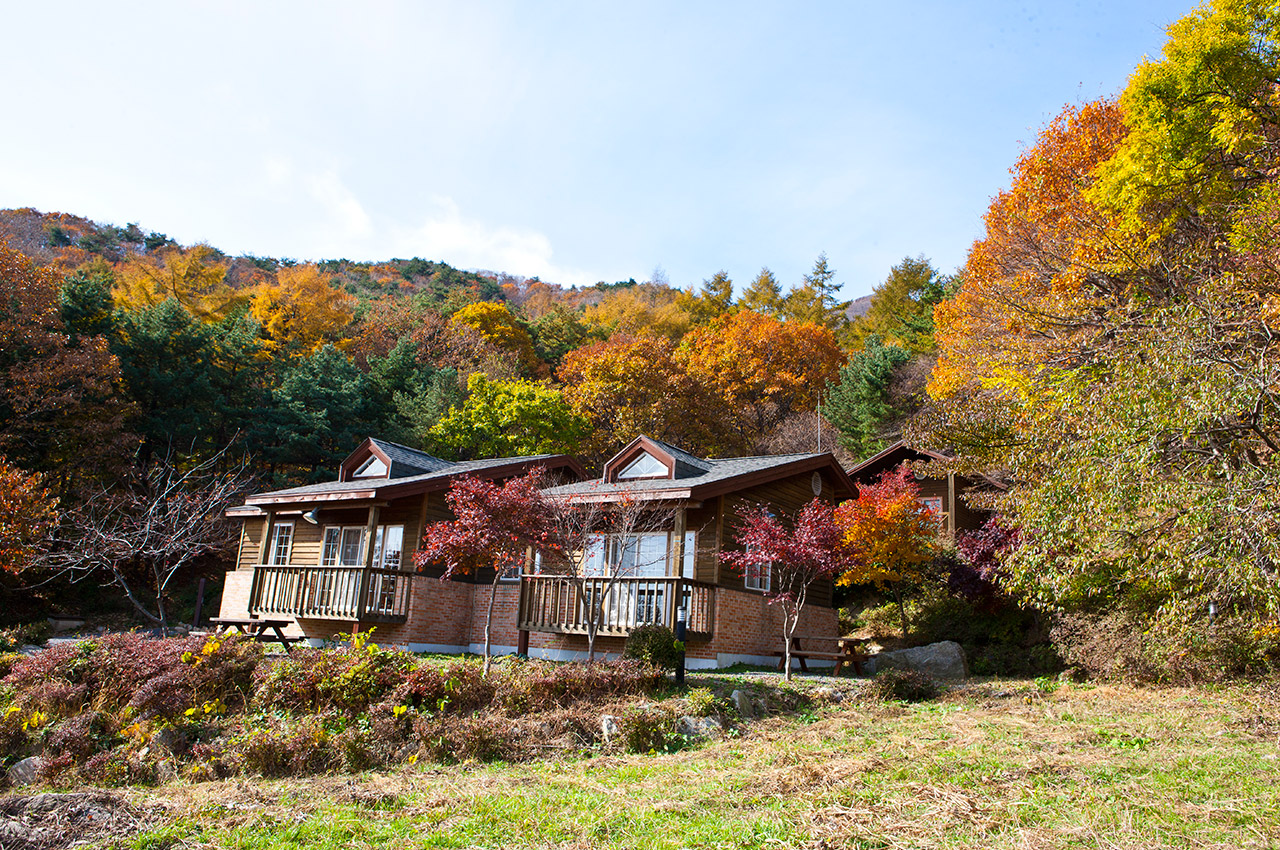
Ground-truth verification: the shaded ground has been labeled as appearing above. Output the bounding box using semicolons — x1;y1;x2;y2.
0;792;167;850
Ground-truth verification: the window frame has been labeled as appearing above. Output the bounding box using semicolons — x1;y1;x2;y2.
268;521;294;566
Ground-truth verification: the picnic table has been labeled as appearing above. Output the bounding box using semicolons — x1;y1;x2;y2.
773;636;868;676
207;617;299;653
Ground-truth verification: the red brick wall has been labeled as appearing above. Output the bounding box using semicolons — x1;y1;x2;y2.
217;567;837;667
218;569;254;620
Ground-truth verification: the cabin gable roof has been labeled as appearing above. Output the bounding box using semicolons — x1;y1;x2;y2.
546;437;855;503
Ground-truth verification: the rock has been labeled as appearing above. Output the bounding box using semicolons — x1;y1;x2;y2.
730;689;754;718
600;715;620;743
153;726;189;755
871;640;969;680
155;760;177;783
676;715;722;739
7;756;45;786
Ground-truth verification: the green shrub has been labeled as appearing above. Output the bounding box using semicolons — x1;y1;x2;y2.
616;705;677;754
862;668;940;702
622;625;683;670
683;687;723;717
859;603;903;639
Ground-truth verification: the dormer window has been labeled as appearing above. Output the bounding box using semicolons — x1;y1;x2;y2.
353;456;388;478
617;451;668;480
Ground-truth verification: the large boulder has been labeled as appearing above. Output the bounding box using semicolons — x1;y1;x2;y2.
867;640;968;680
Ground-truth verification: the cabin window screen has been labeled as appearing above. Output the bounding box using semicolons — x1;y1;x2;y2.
269;522;294;565
920;497;945;528
617;452;667;479
744;545;771;592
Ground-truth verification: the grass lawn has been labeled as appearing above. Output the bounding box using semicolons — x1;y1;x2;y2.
51;678;1280;849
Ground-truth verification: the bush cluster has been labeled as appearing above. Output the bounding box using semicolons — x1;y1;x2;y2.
622;625;684;670
1050;612;1280;684
0;632;669;787
861;668;940;703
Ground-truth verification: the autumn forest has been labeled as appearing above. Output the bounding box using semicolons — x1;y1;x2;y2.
5;0;1280;677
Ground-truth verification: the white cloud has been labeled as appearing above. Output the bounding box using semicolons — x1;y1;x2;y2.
395;197;595;286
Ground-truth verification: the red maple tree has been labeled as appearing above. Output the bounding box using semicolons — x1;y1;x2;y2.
721;498;852;680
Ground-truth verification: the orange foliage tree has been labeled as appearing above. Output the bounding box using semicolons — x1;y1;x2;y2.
0;246;132;489
835;465;938;637
930;100;1129;406
0;457;57;574
559;333;724;463
114;244;243;321
679;311;844;453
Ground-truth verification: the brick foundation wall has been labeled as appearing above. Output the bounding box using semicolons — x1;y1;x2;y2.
218;567;837;667
217;569;254;620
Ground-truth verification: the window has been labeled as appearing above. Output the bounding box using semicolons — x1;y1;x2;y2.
353;456;388;478
617;451;668;480
322;525;404;569
322;527;366;567
372;525;404;570
920;496;945;528
680;531;696;579
269;522;294;565
744;546;771;592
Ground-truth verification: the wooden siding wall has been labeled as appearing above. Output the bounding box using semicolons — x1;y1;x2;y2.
714;468;840;608
237;493;441;571
238;519;265;570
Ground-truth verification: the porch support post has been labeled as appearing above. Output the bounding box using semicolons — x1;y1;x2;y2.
355;505;381;622
672;506;687;577
946;472;957;536
256;511;275;566
248;510;274;615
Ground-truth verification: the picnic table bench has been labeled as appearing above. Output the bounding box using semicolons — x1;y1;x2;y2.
773;636;868;676
207;617;300;653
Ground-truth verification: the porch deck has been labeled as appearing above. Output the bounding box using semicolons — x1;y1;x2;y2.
247;564;411;623
517;575;716;641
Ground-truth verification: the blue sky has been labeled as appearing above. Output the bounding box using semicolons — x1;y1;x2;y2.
2;1;1193;299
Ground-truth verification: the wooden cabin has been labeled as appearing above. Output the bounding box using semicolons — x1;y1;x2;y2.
514;436;858;667
844;441;997;536
219;435;859;667
219;437;584;648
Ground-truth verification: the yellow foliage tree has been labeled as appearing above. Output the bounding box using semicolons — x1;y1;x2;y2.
449;301;541;374
114;245;243;321
580;283;692;341
248;265;355;356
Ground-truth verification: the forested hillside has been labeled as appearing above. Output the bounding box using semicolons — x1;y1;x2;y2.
912;0;1280;679
8;0;1278;682
0;202;941;622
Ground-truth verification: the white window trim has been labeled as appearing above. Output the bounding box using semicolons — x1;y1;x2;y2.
269;521;294;566
616;451;670;480
322;524;405;570
744;545;771;593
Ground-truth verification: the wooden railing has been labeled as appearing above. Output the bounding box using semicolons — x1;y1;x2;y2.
517;575;715;640
248;565;412;622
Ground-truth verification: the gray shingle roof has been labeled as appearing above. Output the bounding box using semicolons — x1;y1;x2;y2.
367;438;453;477
245;454;568;503
544;452;821;498
647;437;713;477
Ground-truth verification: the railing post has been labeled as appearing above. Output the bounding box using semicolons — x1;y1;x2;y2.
675;606;687;686
354;506;381;622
